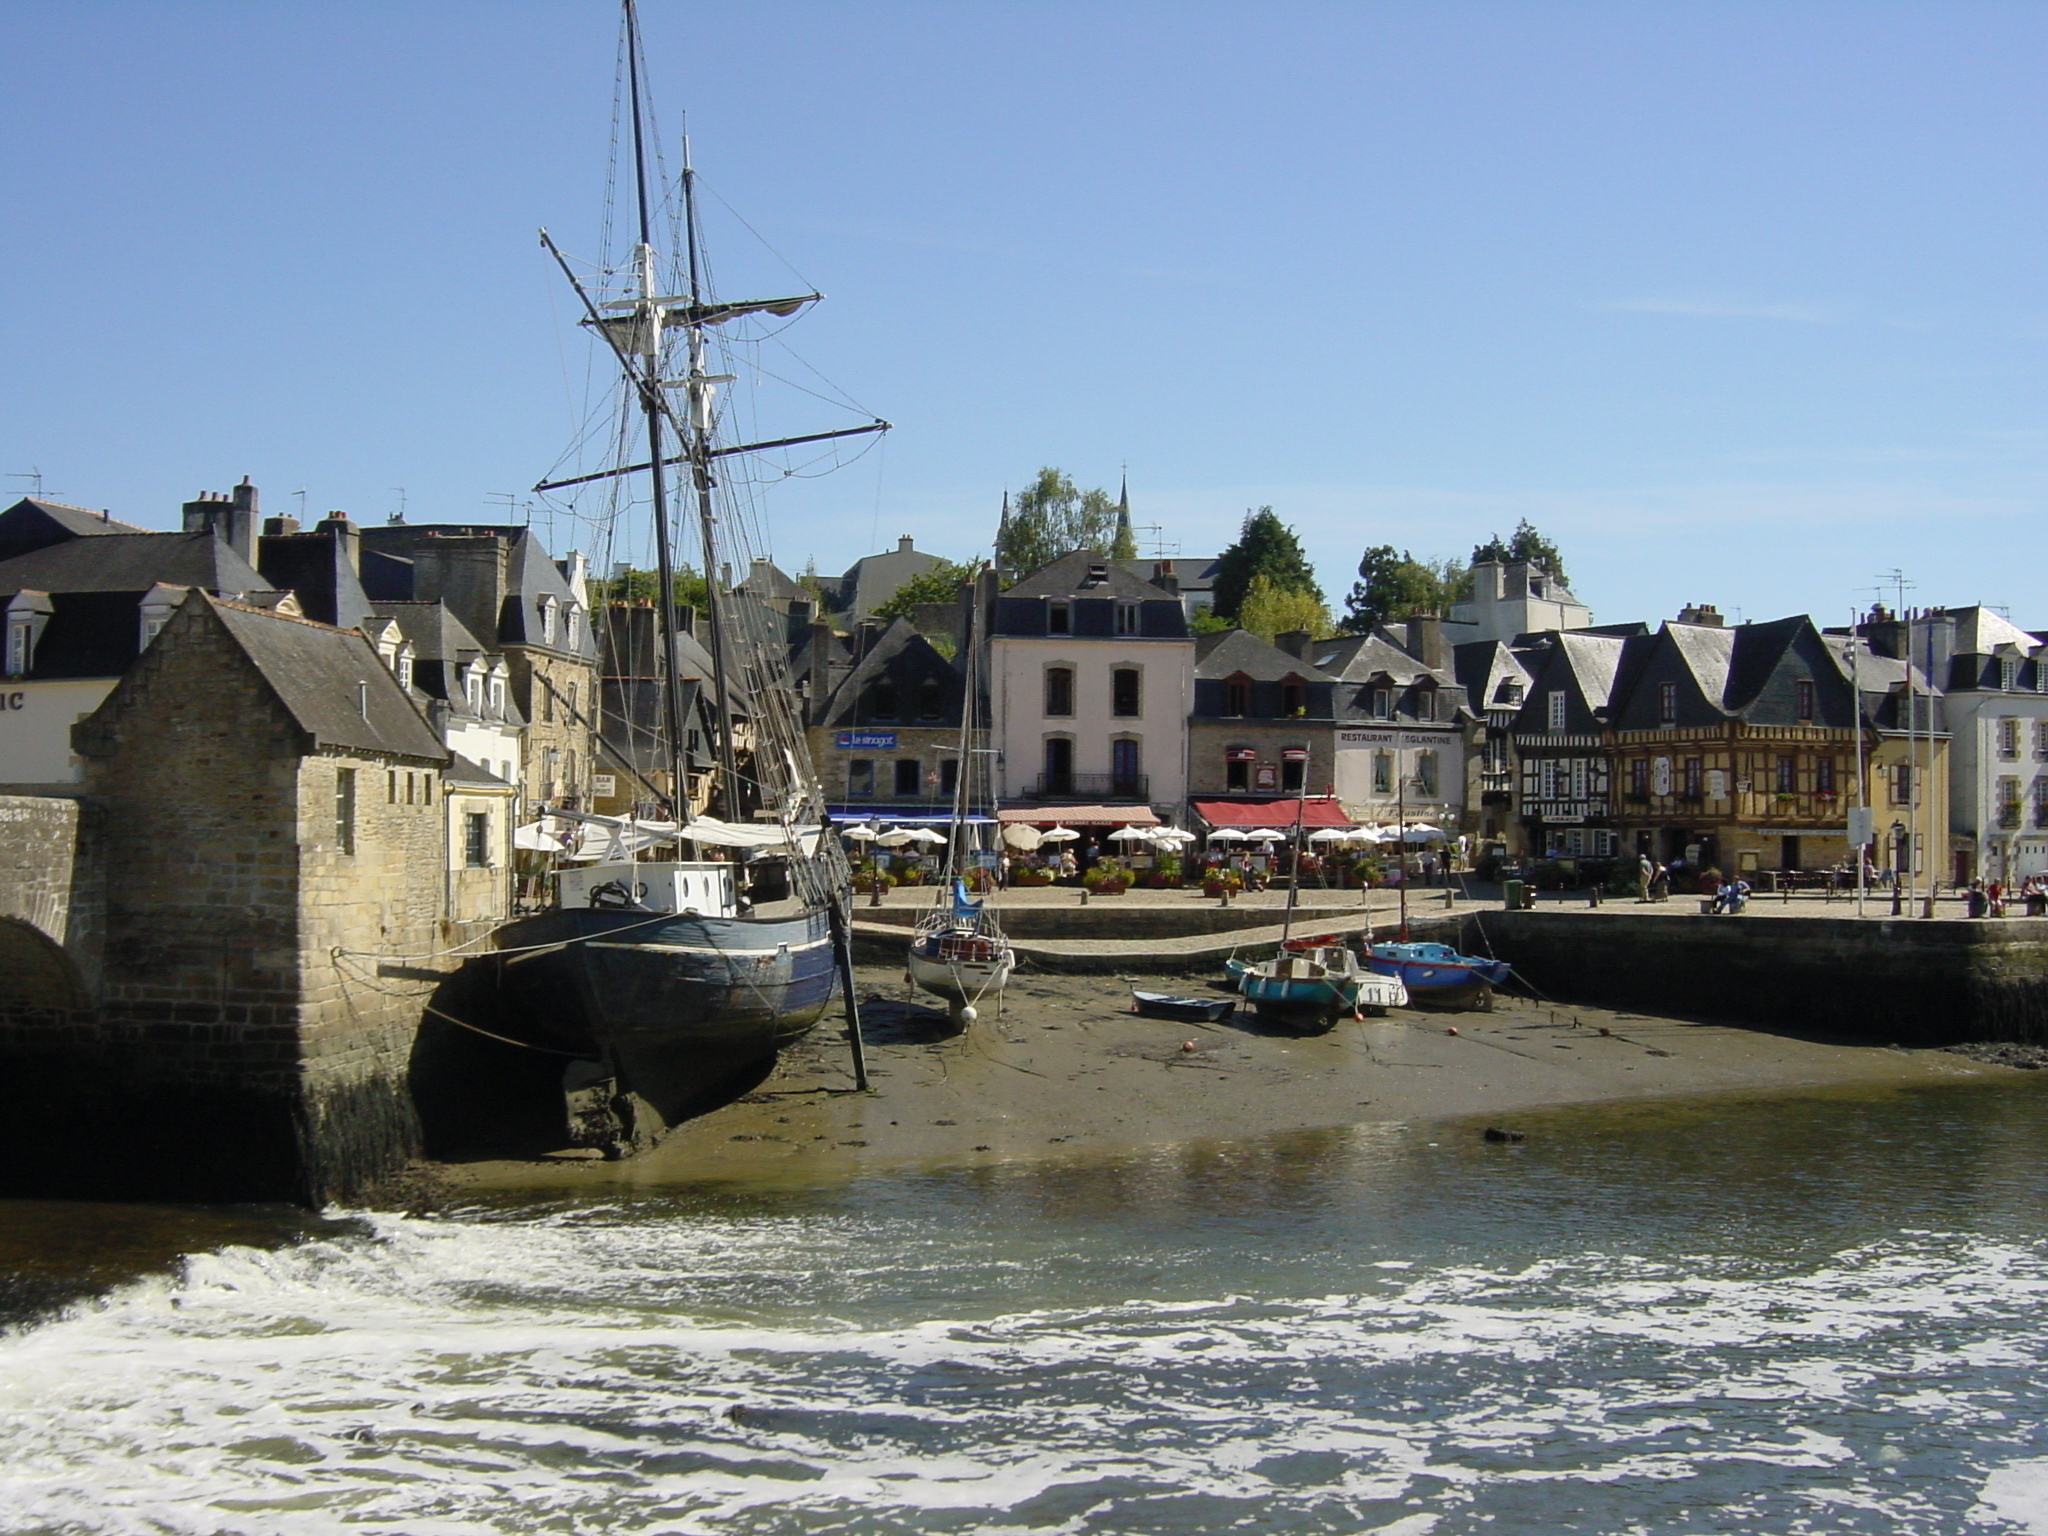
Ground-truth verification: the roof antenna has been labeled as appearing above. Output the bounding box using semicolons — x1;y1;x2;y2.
390;487;408;523
487;491;519;523
9;468;54;499
293;486;309;521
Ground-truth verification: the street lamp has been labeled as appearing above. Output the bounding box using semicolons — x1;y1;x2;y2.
1890;820;1906;916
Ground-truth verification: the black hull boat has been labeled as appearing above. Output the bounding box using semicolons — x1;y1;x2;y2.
491;901;837;1139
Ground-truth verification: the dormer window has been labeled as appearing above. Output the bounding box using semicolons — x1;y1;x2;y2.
1087;563;1109;585
1547;691;1568;732
1280;677;1305;717
2001;656;2019;692
1115;601;1139;636
868;681;899;720
538;595;559;647
1372;688;1393;720
465;667;483;712
1224;675;1250;716
1414;686;1436;723
490;674;506;716
1658;681;1678;724
1498;680;1524;706
565;603;582;651
397;649;415;693
1796;679;1815;721
1048;601;1071;636
4;619;29;677
3;592;51;677
917;680;943;720
139;585;183;652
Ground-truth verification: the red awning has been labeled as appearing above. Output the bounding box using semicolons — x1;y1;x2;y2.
996;804;1162;827
1192;797;1352;829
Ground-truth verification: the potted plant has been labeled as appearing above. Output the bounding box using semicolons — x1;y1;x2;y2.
1201;865;1244;899
1084;856;1130;895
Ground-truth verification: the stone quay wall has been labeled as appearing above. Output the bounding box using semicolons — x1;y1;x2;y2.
1463;909;2048;1047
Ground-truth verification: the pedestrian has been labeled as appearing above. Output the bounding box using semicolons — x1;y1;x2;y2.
1637;852;1655;902
998;852;1012;888
1057;848;1078;883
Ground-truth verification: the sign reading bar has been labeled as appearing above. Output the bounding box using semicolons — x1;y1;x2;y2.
836;730;897;750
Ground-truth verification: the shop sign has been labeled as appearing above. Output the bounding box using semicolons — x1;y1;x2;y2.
836;730;897;750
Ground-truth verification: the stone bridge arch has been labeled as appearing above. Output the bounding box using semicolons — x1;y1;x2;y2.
0;915;90;1011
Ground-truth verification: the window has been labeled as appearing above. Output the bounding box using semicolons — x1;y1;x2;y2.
917;680;943;720
1415;751;1438;797
1414;687;1435;723
1890;762;1912;804
1112;668;1141;718
543;682;554;722
1045;667;1074;717
1281;748;1305;793
423;774;432;806
2036;778;2048;828
1796;679;1815;722
1280;679;1305;716
1373;753;1393;794
397;652;414;693
538;597;557;646
1224;677;1249;716
490;676;505;716
565;605;581;651
894;759;921;796
940;759;959;798
1226;748;1252;791
2036;721;2048;760
1044;737;1074;794
1684;757;1704;798
465;812;490;867
847;759;874;797
2002;656;2020;692
1048;601;1071;636
1111;738;1141;794
1115;601;1139;636
1658;681;1678;724
1775;755;1796;794
1816;756;1836;796
868;681;898;720
1629;758;1649;797
1998;776;2022;826
5;620;28;676
1375;688;1394;720
405;771;416;806
567;682;580;721
1547;691;1567;732
1999;718;2021;759
334;768;356;855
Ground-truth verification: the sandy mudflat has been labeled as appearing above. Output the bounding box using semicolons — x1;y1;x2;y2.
444;963;2005;1194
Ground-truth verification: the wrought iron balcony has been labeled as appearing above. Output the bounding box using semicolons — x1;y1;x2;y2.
1997;805;2023;829
1021;773;1150;801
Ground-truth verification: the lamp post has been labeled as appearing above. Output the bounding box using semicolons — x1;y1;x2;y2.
1890;819;1906;916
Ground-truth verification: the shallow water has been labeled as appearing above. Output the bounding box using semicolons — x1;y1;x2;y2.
4;1077;2048;1534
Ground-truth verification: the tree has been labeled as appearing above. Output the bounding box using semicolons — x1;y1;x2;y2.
1342;545;1447;633
1471;519;1567;586
597;563;709;610
995;467;1122;576
870;559;976;625
1210;507;1321;622
1237;575;1332;644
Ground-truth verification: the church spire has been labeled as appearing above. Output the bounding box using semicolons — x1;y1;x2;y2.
1112;469;1136;560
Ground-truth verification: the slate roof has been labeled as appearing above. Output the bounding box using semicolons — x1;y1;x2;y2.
0;498;150;562
818;617;964;728
1451;639;1534;712
1005;550;1178;603
1197;629;1336;684
369;600;486;666
447;752;512;787
1310;632;1437;687
0;531;266;599
357;523;597;659
205;595;448;763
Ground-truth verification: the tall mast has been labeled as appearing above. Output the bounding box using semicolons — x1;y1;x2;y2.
678;139;748;824
621;0;690;818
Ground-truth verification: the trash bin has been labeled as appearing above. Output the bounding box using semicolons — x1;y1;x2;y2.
1503;879;1529;911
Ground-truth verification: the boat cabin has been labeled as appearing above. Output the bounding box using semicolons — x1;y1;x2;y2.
559;861;737;917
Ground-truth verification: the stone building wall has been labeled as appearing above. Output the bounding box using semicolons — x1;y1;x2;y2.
513;647;599;805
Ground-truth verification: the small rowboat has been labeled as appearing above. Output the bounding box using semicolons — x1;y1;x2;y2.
1240;943;1407;1034
1131;990;1236;1024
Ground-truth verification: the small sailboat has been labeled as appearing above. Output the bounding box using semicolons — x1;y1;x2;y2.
907;569;1013;1023
1235;751;1406;1032
1364;940;1511;1010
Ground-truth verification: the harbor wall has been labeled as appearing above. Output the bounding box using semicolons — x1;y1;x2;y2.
1464;910;2048;1046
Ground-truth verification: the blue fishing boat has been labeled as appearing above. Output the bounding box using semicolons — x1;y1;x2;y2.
1364;941;1512;1010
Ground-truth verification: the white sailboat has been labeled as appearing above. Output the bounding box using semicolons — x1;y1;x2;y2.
907;567;1012;1024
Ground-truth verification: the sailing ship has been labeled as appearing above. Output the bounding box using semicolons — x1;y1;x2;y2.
484;0;885;1152
906;568;1013;1024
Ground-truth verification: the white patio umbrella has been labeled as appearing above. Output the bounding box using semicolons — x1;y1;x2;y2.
1001;824;1043;851
1149;828;1198;845
1349;826;1388;845
874;828;918;847
1401;823;1447;843
1242;828;1285;843
902;827;948;845
1109;825;1156;843
1206;827;1249;842
1308;827;1353;844
1037;825;1080;842
840;823;879;842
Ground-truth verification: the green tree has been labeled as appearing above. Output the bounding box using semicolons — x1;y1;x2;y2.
1342;545;1446;633
1189;607;1237;634
996;467;1122;576
1211;506;1321;622
1471;519;1567;586
870;559;975;624
1238;575;1332;644
597;563;709;610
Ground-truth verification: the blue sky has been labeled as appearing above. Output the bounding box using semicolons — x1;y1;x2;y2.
3;1;2043;630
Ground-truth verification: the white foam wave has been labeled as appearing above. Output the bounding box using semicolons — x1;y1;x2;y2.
0;1219;2041;1533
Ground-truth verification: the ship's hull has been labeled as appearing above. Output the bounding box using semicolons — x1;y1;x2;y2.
907;927;1013;1017
1364;943;1512;1009
488;904;838;1128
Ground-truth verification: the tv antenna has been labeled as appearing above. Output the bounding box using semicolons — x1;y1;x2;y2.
9;467;56;500
487;492;519;523
390;487;408;522
293;487;309;521
1136;523;1179;561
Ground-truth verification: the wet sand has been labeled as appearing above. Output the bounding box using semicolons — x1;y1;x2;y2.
444;964;2005;1194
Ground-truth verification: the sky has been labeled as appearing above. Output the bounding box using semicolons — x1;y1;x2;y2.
3;0;2044;631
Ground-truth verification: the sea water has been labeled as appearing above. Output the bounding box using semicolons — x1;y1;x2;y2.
4;1077;2048;1535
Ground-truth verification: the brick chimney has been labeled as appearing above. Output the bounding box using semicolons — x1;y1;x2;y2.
1406;614;1446;669
1676;602;1725;627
